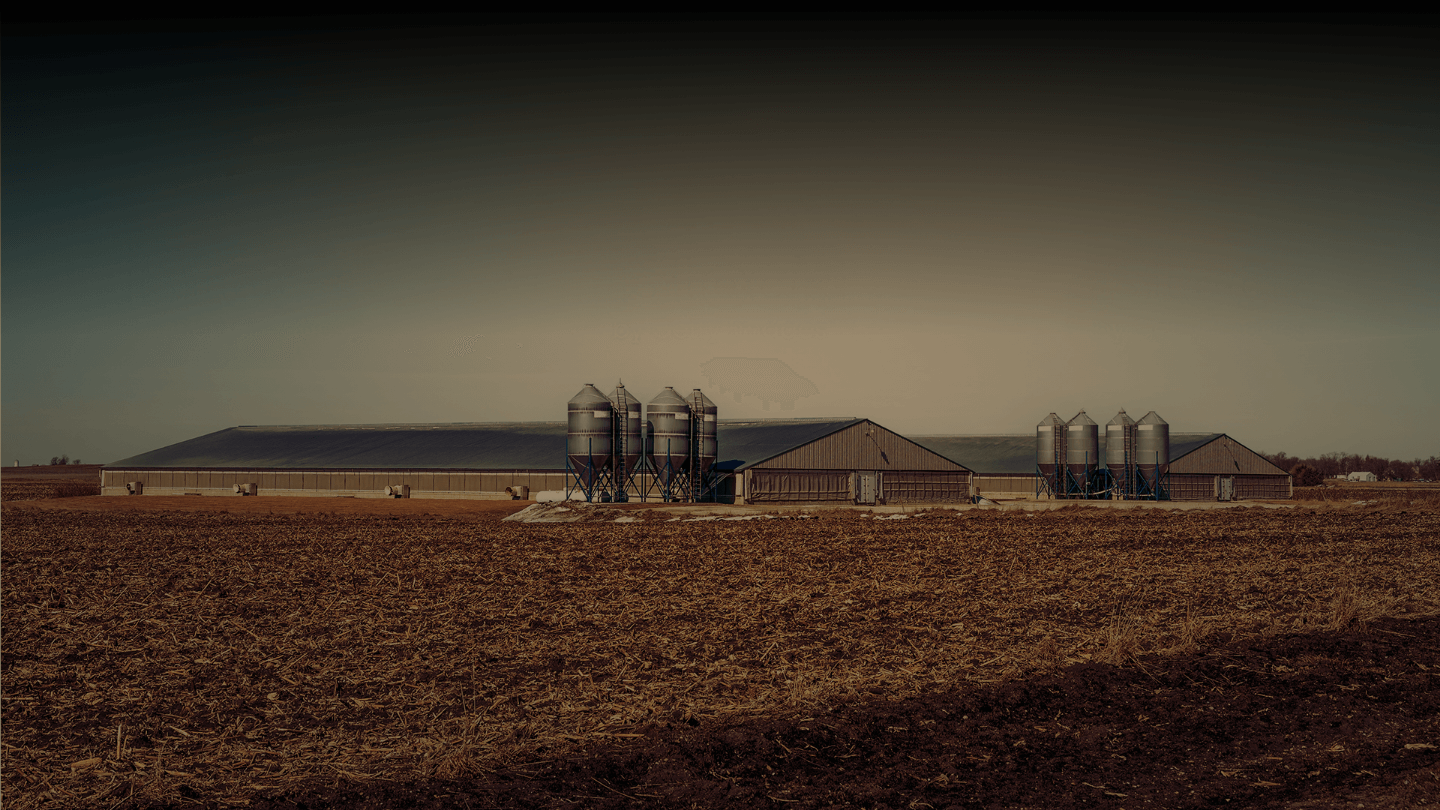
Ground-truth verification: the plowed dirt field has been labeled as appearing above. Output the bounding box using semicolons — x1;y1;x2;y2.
3;501;1437;808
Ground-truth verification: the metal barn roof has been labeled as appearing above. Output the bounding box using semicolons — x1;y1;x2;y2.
107;419;868;472
108;420;1238;475
911;433;1223;474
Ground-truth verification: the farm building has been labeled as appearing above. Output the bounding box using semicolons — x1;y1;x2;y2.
1166;435;1293;500
910;433;1289;501
102;418;974;505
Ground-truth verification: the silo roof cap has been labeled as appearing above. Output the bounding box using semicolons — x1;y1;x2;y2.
1137;410;1169;426
569;384;612;408
1067;410;1098;426
648;387;691;408
609;383;640;409
1037;413;1065;428
1107;410;1136;427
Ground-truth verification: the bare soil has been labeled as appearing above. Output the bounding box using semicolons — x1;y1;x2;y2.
3;502;1436;809
250;617;1440;809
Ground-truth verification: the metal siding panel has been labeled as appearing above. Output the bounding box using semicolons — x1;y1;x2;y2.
1170;436;1286;476
1168;474;1213;501
885;471;970;503
747;469;851;502
1234;475;1290;500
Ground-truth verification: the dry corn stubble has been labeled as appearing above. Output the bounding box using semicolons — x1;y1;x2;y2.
2;504;1437;809
1;482;100;502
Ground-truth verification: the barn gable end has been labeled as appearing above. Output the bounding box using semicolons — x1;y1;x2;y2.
1170;435;1287;476
747;420;970;472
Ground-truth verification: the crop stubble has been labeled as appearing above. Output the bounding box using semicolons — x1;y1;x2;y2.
2;504;1437;808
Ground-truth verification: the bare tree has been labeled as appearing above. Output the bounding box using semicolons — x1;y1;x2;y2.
1291;464;1323;487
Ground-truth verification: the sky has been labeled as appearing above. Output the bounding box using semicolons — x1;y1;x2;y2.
4;14;1438;465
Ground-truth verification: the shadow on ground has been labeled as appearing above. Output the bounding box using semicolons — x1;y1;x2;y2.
218;617;1438;809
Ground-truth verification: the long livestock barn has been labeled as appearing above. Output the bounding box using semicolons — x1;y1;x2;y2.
911;432;1290;501
103;418;975;505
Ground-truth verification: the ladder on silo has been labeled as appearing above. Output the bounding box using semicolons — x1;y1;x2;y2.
1053;423;1066;499
614;401;626;503
691;391;703;503
1123;424;1136;500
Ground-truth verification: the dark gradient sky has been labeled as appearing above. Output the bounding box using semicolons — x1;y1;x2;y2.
5;14;1438;464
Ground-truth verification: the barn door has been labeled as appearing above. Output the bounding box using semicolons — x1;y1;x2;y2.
856;472;877;505
1217;476;1235;502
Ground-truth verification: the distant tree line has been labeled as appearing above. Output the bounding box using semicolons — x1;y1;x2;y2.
1262;451;1440;486
48;455;81;466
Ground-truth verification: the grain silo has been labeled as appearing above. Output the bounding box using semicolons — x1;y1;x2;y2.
1036;413;1066;498
1105;410;1137;499
609;381;644;501
1065;411;1099;496
690;388;718;500
1136;410;1170;499
566;384;613;500
647;387;691;500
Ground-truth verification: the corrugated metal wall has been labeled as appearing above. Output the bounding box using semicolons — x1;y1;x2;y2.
884;471;971;503
101;469;568;497
973;474;1040;495
752;421;968;472
746;470;852;503
1235;476;1291;499
1169;474;1292;501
